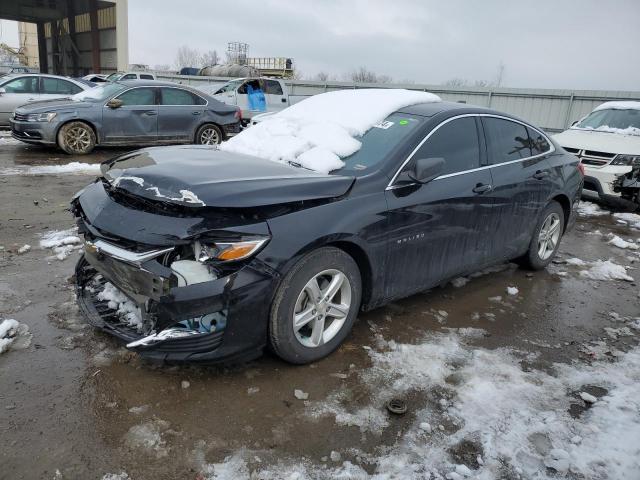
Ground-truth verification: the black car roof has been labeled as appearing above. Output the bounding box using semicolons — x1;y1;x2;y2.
399;100;533;126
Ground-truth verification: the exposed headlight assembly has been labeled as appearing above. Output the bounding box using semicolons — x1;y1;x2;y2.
195;238;269;263
25;112;57;122
611;154;640;166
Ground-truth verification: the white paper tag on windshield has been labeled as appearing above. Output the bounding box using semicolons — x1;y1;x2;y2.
373;120;394;130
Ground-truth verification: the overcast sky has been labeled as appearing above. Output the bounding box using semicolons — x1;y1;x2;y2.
2;0;639;90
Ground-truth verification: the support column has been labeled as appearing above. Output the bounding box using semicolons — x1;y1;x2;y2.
115;0;129;71
89;0;101;73
66;0;79;76
36;22;48;74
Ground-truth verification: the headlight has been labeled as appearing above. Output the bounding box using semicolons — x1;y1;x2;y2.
611;154;640;166
195;238;269;263
25;112;57;122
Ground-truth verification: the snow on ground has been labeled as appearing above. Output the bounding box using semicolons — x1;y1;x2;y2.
39;227;83;260
0;130;21;145
0;162;101;176
221;89;441;174
576;201;609;217
579;259;634;282
607;234;639;250
101;473;130;480
123;419;170;458
613;212;640;229
0;318;32;354
96;282;143;330
199;329;640;479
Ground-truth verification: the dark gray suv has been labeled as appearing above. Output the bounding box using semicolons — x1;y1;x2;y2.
9;80;242;154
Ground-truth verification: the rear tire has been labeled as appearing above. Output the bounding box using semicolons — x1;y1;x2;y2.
195;123;223;145
518;201;565;270
269;247;362;364
57;121;96;155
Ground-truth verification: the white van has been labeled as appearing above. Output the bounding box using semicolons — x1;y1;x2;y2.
553;101;640;207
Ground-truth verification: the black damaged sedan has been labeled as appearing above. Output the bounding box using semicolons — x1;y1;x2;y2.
72;101;583;364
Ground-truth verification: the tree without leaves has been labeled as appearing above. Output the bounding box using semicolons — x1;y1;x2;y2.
350;66;393;84
200;50;219;67
174;45;201;69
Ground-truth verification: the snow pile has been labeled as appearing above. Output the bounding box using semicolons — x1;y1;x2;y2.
0;318;32;354
201;330;640;479
97;282;143;330
607;234;639;250
0;162;101;176
594;101;640;112
506;286;519;295
579;259;634;282
613;212;640;229
221;89;441;173
39;228;83;260
124;419;169;458
102;473;130;480
0;131;21;145
576;201;609;217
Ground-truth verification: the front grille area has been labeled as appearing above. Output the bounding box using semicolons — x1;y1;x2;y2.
562;147;616;167
13;112;29;121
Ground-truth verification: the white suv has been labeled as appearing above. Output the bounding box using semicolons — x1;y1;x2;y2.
553;101;640;207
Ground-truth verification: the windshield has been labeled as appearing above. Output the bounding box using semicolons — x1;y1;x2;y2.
576;108;640;131
106;72;123;82
215;79;244;94
336;112;424;173
72;82;126;101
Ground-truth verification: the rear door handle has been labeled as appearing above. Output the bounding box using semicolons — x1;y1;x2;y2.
192;111;201;115
143;111;157;116
533;170;550;179
472;183;493;194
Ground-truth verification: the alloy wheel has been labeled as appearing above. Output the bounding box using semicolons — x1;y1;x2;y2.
537;212;561;260
200;128;220;145
64;127;91;153
292;269;352;348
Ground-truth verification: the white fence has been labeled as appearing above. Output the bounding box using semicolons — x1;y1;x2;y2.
156;73;640;133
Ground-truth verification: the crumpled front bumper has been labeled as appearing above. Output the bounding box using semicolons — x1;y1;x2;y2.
75;244;278;363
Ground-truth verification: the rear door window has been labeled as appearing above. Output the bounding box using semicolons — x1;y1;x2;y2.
411;117;481;175
526;127;551;156
483;117;532;163
121;74;137;80
265;80;283;95
115;87;156;105
3;76;39;94
41;78;82;95
140;74;155;80
160;87;206;105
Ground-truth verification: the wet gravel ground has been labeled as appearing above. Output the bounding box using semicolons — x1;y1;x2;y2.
0;136;639;479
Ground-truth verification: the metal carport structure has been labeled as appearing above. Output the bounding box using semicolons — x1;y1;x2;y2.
0;0;128;76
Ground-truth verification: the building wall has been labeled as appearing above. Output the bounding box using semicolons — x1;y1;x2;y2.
17;22;38;68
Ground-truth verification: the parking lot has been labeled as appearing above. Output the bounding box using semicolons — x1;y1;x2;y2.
0;131;639;479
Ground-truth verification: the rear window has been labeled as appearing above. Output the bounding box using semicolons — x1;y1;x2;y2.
483;117;532;164
338;113;423;173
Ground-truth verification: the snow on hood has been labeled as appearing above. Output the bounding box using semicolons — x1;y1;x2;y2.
220;89;441;174
570;125;640;137
553;128;640;155
594;101;640;112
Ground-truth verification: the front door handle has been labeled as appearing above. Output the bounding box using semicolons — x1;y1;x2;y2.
192;111;201;115
143;111;157;116
472;183;493;194
533;170;550;180
281;98;287;103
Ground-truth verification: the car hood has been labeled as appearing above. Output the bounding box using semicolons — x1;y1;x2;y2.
553;128;640;155
14;98;94;113
101;146;355;208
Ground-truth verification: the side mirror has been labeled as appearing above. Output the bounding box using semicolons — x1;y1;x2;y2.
571;120;578;127
0;87;5;95
408;157;445;184
106;98;123;109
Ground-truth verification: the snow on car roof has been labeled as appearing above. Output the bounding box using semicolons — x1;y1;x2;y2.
594;101;640;112
220;89;441;174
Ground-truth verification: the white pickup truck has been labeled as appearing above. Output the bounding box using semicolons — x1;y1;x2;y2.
199;77;304;124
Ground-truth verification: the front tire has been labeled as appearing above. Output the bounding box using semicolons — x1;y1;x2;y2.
269;247;362;364
57;121;96;155
195;123;223;145
519;201;565;270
